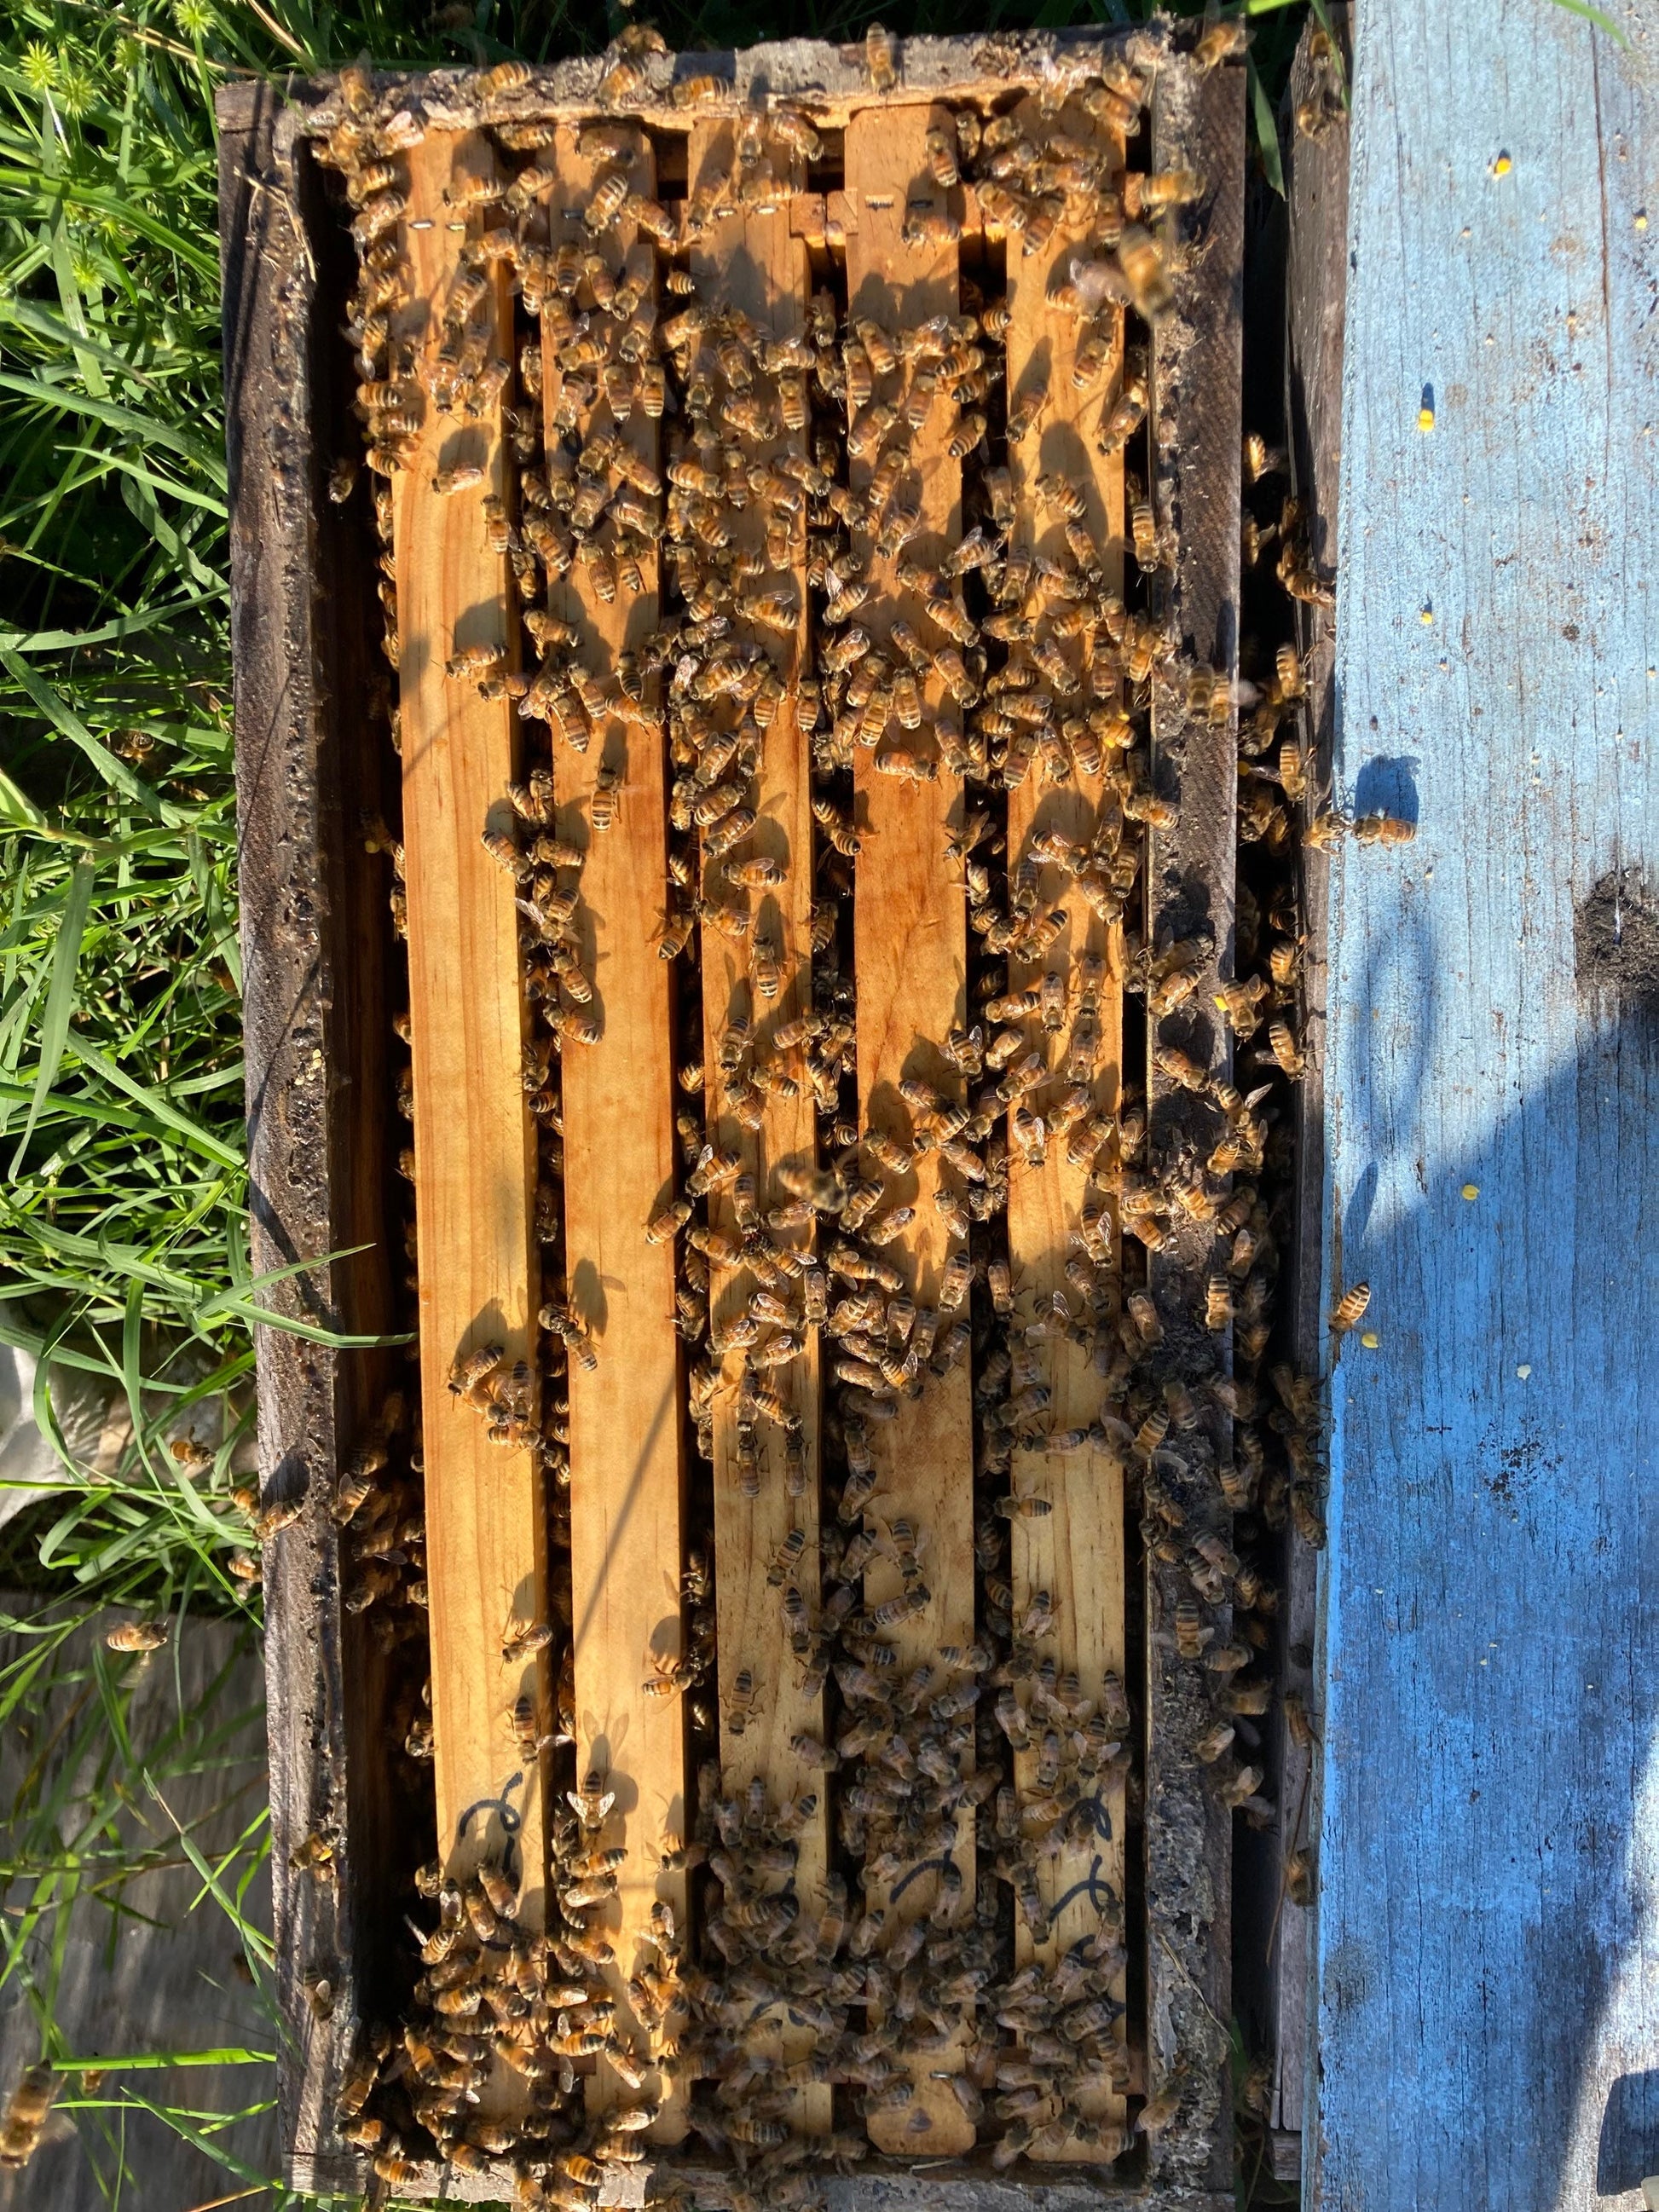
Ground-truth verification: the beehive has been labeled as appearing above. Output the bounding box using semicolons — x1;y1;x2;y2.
219;26;1287;2209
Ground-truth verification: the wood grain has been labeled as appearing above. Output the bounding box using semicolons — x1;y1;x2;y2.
685;118;830;2140
223;83;367;2181
843;102;976;2161
1315;6;1659;2209
1274;7;1350;2151
538;125;688;2134
393;135;547;1951
226;44;1246;2203
1002;92;1130;2158
1144;53;1245;2201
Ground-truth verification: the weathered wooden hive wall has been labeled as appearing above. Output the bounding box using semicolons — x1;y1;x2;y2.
216;26;1338;2209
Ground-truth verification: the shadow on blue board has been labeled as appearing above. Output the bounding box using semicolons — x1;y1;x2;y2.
1321;868;1659;2209
1600;2072;1659;2197
1352;754;1420;825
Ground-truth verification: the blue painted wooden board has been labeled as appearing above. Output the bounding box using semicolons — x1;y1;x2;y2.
1314;3;1659;2207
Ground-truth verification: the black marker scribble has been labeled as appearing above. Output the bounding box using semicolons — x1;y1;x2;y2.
1080;1792;1113;1845
457;1768;526;1889
1054;1854;1117;1920
891;1853;956;1904
1049;1795;1119;1919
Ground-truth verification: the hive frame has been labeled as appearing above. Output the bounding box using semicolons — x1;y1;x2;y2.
220;30;1244;2208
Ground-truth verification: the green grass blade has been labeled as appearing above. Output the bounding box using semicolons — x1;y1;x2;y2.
0;650;163;815
188;1241;373;1327
0;170;223;280
61;1042;245;1171
0;373;227;488
0;768;45;829
1546;0;1632;41
143;1784;275;1966
52;2050;277;2071
1248;54;1286;195
0;594;225;656
9;860;95;1178
0;294;160;390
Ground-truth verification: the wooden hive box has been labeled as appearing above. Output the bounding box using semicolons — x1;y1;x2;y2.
219;25;1287;2209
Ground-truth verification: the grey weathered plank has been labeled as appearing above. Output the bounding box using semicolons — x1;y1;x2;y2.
291;28;1171;136
1272;8;1350;2149
1144;51;1246;2203
221;79;408;2188
381;2162;1234;2211
1314;3;1659;2208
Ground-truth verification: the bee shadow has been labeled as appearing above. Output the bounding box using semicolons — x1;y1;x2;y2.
1036;413;1106;547
569;1258;607;1340
1352;754;1420;826
454;1302;510;1377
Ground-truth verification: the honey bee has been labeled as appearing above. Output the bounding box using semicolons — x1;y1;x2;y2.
643;1651;697;1699
812;796;865;858
449;1342;503;1401
591;759;623;832
1244;430;1288;482
903;204;962;250
501;1610;554;1665
1194;17;1247;69
0;2065;54;2170
476;57;531;97
1173;1599;1211;1660
1278;738;1309;803
584;165;632;234
1330;1283;1371;1335
447;642;506;687
1134;167;1203;217
925;119;959;188
645;1195;692;1244
864;22;898;93
722;1666;760;1736
1116;224;1173;320
432;462;485;497
996;1489;1053;1521
105;1619;168;1653
508;1693;554;1764
1006;378;1047;443
1268;1018;1306;1078
1353;813;1416;846
671;71;730;107
337;2041;379;2118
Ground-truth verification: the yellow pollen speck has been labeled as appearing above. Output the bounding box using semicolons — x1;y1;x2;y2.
1420;605;1434;626
1461;1182;1479;1200
1418;405;1435;431
1637;211;1650;231
1491;152;1512;177
1360;1331;1379;1349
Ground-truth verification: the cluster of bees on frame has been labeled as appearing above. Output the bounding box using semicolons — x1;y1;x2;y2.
306;13;1401;2201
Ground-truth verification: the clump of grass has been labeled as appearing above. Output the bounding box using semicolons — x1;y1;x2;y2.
0;1599;281;2203
2;0;260;1612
